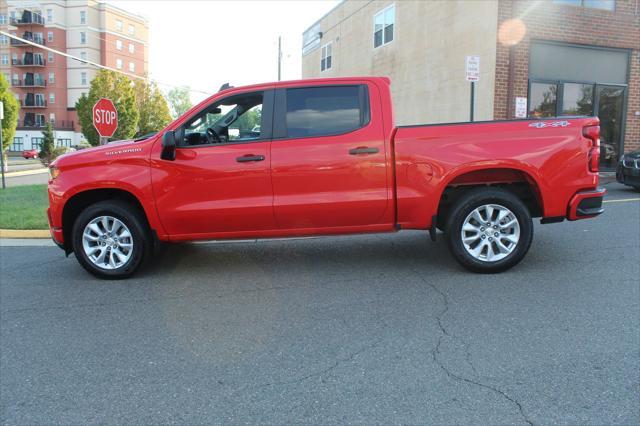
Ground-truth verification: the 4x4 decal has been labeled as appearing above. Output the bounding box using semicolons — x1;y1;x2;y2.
529;120;570;129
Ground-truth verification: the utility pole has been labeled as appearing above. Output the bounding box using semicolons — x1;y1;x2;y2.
0;101;5;189
277;36;282;81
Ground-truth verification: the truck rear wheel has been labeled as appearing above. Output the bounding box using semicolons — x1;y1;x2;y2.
445;188;533;273
71;200;150;279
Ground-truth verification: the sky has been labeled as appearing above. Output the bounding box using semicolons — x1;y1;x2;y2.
108;0;341;103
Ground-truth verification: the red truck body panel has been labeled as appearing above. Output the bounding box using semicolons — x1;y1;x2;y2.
47;76;602;247
393;117;600;229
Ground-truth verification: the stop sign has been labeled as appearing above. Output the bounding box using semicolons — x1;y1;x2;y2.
92;98;118;137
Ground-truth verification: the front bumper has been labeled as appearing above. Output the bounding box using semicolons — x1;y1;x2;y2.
47;207;65;249
616;164;640;187
567;187;606;221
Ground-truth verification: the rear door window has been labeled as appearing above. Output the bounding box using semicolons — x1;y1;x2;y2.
283;85;369;138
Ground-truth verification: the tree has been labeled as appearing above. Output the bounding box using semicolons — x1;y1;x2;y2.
76;70;139;145
166;86;192;119
134;79;172;137
38;122;55;165
0;74;20;154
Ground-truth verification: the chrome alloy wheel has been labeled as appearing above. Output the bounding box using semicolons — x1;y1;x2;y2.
82;216;133;270
460;204;520;262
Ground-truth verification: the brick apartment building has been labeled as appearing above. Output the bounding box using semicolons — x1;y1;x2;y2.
301;0;639;169
0;0;148;151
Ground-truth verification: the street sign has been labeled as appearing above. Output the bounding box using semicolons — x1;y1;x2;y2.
515;97;527;118
92;98;118;138
465;55;480;82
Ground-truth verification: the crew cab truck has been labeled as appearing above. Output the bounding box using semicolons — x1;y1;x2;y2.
47;77;605;279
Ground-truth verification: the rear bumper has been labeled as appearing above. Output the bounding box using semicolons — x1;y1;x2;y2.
567;187;606;221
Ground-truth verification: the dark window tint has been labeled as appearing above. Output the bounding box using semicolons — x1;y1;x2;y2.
561;83;594;116
528;82;558;117
285;86;368;138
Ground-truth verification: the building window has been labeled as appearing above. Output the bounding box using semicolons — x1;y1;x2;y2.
116;19;123;31
80;32;86;44
46;9;53;23
284;85;369;138
116;39;122;50
47;31;53;42
528;82;558;117
374;4;395;48
48;52;54;63
561;83;594;116
80;10;86;24
116;58;122;69
320;43;332;71
80;51;87;62
553;0;615;10
31;138;44;150
0;14;6;25
129;62;135;72
11;138;23;152
57;138;72;147
128;43;134;54
49;72;55;84
128;24;135;36
49;93;55;104
3;73;9;83
81;72;87;85
35;93;45;106
1;54;8;65
0;35;7;45
49;113;56;125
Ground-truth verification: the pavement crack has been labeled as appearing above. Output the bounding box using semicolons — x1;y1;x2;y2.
411;269;534;426
248;335;384;392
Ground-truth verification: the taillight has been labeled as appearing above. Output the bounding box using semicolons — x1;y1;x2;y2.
583;125;600;173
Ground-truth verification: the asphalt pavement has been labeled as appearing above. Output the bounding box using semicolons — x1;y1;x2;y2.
1;183;638;424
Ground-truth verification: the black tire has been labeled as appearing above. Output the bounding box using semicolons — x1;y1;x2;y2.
445;187;533;273
71;200;151;279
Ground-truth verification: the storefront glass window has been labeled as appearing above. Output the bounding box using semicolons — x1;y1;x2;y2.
562;83;594;116
528;83;558;117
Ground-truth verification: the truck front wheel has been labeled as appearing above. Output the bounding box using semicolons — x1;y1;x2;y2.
71;200;151;279
445;188;533;273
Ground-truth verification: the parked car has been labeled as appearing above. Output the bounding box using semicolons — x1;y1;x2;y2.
47;77;605;279
21;149;38;159
616;150;640;191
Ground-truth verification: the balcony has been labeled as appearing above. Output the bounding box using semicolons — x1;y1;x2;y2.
18;120;75;130
20;100;47;108
12;58;46;67
10;35;46;47
10;12;45;26
11;79;47;88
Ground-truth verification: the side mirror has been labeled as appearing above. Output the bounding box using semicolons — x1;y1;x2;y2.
161;130;176;161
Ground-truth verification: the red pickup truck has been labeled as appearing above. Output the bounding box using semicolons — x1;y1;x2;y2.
48;77;605;278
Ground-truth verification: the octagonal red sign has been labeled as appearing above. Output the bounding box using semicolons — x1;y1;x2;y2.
92;98;118;137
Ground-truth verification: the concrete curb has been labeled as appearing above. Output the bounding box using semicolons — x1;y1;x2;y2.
4;168;49;178
0;229;50;239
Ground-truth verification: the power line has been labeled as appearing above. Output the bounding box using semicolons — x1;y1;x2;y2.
0;30;213;96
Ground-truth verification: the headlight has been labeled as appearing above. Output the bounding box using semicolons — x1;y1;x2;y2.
49;166;60;180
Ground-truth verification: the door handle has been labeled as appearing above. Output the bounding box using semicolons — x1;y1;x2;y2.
236;155;265;163
349;147;379;155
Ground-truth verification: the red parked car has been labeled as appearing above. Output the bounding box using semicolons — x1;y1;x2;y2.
47;77;605;278
22;149;38;159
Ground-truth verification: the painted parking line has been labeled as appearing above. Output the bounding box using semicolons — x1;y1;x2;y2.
603;198;640;204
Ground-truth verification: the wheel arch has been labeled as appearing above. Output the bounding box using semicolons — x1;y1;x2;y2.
61;188;152;252
436;166;545;229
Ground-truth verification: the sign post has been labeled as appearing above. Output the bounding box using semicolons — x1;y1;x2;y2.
92;98;118;144
465;55;480;122
0;101;5;189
